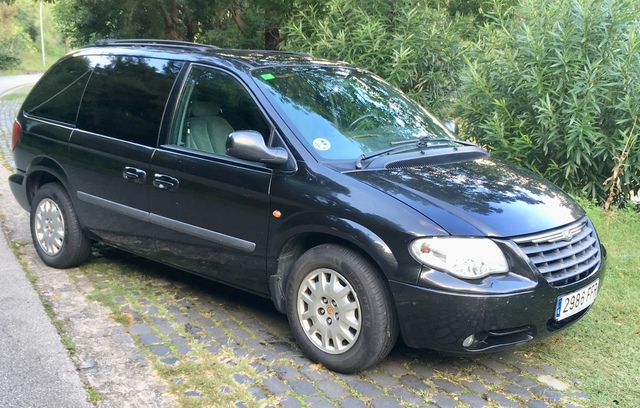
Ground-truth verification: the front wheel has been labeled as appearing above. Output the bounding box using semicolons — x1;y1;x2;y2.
286;244;397;373
30;183;92;268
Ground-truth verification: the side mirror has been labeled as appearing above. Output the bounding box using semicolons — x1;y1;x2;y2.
226;130;288;166
444;120;459;135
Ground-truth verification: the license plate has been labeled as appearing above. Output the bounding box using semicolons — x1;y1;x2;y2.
555;279;599;321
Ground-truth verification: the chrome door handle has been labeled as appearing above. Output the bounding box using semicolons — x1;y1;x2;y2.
153;174;179;192
123;167;146;184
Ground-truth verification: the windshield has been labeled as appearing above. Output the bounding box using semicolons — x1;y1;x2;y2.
252;66;453;160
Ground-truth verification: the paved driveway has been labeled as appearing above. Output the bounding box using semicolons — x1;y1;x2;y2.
0;83;590;408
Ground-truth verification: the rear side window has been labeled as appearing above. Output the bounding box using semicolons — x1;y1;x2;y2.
22;56;91;124
77;56;183;147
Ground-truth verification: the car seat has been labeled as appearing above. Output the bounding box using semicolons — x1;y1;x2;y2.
187;101;234;154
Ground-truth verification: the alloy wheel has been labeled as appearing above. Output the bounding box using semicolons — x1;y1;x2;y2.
296;268;361;354
34;198;65;256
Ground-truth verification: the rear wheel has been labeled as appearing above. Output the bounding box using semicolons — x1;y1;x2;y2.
30;183;91;268
286;244;397;373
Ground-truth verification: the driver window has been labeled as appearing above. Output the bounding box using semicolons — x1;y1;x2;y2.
169;66;269;155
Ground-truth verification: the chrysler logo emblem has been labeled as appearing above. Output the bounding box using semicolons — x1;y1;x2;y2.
561;229;574;241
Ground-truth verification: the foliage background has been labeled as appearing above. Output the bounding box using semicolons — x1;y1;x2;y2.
0;0;64;71
454;0;640;205
51;0;323;50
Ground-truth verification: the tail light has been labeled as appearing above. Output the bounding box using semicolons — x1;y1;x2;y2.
11;120;21;151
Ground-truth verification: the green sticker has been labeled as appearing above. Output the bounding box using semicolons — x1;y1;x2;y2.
261;73;276;80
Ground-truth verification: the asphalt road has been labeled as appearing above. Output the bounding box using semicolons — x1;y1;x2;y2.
0;74;43;95
0;74;92;408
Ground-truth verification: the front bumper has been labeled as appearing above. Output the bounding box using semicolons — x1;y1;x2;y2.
390;263;604;354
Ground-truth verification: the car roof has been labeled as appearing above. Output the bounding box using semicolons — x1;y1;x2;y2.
77;39;347;73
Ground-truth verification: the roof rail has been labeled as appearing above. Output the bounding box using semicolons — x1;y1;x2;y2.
89;39;220;50
87;39;314;58
210;47;314;59
257;50;314;58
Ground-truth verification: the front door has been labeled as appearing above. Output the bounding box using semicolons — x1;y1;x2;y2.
149;65;274;294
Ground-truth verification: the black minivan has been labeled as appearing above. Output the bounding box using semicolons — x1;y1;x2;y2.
9;39;605;373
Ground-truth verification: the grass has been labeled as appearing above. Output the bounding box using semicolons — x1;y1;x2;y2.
18;46;65;71
0;91;31;101
155;350;270;408
528;199;640;407
0;43;66;75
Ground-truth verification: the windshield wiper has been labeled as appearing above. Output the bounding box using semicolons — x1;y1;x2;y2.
390;137;475;147
355;136;475;169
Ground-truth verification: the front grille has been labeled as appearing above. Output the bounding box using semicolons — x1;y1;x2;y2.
513;218;601;287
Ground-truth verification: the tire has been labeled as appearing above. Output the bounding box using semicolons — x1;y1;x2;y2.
30;183;92;268
285;244;397;373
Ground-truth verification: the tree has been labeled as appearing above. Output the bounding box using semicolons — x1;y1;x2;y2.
454;0;640;205
0;1;34;69
52;0;301;49
54;0;179;45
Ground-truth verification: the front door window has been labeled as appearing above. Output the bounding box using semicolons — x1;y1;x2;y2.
169;66;269;155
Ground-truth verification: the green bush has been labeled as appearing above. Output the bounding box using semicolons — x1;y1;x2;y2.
0;50;21;70
0;33;30;70
454;0;640;205
284;0;470;117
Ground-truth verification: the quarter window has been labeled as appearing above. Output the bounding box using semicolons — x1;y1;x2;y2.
22;56;91;124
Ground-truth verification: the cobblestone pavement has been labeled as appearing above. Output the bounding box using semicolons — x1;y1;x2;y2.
0;86;591;407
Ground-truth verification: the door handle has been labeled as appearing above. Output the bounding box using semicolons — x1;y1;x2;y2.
123;167;146;184
153;174;179;192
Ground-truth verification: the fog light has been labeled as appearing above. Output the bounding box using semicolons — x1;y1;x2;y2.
462;334;475;348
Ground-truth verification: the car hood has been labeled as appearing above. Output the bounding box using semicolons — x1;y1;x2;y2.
348;157;585;237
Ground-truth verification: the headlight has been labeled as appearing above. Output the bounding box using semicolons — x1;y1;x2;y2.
409;237;508;279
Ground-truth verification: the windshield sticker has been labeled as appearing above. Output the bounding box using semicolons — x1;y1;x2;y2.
261;73;276;81
312;138;331;151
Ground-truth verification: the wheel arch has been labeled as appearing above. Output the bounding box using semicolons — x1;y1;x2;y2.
24;157;72;208
268;218;398;313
